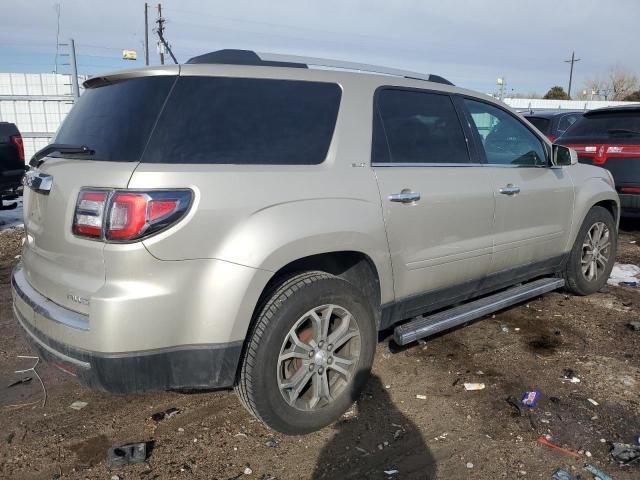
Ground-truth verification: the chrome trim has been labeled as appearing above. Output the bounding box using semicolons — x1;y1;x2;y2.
23;170;53;194
498;184;521;196
14;305;91;370
389;191;421;203
372;162;485;168
12;263;90;331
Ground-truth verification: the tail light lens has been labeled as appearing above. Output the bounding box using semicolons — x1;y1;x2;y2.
621;187;640;193
10;134;24;162
73;189;192;242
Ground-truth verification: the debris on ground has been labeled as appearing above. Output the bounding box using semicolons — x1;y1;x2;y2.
610;442;640;465
466;462;474;469
7;376;32;388
384;469;399;475
415;394;427;400
607;263;640;286
551;468;574;480
587;398;600;406
107;442;150;468
536;437;580;457
69;400;88;411
265;438;279;448
506;396;522;417
562;369;580;383
521;390;540;408
627;321;640;332
151;407;180;421
243;465;253;475
584;464;613;480
463;383;485;391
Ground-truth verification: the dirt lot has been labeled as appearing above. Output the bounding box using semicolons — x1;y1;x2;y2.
0;221;638;480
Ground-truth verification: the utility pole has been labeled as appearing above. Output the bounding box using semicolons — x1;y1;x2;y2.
144;3;150;65
69;38;80;100
54;3;61;74
156;3;165;65
154;3;178;65
564;51;581;99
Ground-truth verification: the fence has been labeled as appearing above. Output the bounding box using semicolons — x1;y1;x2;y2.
503;98;635;111
0;73;85;160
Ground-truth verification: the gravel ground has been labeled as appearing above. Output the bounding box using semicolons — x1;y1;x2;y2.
0;220;638;480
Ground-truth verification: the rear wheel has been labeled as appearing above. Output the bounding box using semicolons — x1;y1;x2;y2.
235;271;376;434
562;206;617;295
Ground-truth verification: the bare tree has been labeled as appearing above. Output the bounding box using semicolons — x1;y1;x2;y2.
584;66;639;100
608;66;639;100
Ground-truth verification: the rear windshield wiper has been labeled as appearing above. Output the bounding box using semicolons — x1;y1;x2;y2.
30;143;95;167
607;128;640;137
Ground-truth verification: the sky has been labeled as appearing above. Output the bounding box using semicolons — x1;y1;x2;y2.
1;0;639;95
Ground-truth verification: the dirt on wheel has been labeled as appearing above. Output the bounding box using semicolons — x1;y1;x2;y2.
1;219;639;479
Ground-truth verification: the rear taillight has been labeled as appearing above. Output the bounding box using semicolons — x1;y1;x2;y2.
73;189;192;241
621;187;640;193
10;134;24;162
547;135;556;142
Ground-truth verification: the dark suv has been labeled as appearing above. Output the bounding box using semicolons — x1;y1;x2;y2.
0;122;25;209
559;105;640;214
523;109;584;142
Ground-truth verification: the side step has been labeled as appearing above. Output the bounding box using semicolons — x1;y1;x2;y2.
393;277;565;346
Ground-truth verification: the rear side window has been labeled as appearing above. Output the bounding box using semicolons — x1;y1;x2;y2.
564;112;640;139
525;116;550;134
53;76;176;161
373;88;470;164
143;77;341;164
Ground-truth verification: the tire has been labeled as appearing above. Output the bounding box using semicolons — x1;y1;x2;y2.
235;271;376;434
562;206;617;295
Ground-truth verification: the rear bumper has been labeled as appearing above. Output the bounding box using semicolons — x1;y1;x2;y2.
619;193;640;212
12;263;242;393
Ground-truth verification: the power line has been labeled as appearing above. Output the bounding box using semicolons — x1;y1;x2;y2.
154;3;177;64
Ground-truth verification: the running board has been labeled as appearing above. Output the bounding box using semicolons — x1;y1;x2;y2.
393;277;565;346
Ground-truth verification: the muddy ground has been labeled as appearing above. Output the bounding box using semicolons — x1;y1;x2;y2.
0;220;638;480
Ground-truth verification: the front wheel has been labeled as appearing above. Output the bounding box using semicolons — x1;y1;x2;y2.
235;271;376;434
562;206;617;295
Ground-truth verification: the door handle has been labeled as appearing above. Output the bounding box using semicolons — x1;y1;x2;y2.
499;184;520;196
389;191;421;203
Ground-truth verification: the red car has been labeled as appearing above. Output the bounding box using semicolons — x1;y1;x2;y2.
559;105;640;215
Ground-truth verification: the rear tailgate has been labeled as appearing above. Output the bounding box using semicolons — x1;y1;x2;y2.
20;68;178;315
22;160;139;315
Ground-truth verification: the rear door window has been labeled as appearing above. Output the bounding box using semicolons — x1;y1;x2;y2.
142;77;342;165
373;88;471;164
557;113;581;134
53;76;176;162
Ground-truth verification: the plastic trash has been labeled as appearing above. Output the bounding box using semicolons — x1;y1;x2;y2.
69;400;88;410
536;437;580;457
552;468;574;480
610;442;640;464
584;464;613;480
607;263;640;286
7;377;32;388
151;407;180;421
521;390;540;408
463;383;485;391
587;398;599;406
107;442;149;468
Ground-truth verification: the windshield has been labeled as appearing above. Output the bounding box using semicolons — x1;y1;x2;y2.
52;76;176;161
563;112;640;138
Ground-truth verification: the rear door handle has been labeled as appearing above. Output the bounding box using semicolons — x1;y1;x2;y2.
389;191;421;203
498;184;520;196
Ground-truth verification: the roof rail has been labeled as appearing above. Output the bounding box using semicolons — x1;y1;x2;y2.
185;49;454;86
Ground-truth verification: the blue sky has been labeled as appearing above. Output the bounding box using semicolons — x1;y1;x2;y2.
1;0;639;95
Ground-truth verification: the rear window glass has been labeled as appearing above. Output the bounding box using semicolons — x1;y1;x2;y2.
564;112;640;138
142;77;342;164
525;116;550;134
53;76;176;161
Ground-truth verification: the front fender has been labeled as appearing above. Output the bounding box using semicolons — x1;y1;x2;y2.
566;170;620;251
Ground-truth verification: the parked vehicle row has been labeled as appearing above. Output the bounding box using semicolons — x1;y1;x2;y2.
0;121;25;210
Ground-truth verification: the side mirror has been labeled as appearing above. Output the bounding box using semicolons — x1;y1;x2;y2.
552;144;578;166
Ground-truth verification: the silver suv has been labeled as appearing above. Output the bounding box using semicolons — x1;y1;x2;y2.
13;50;619;434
